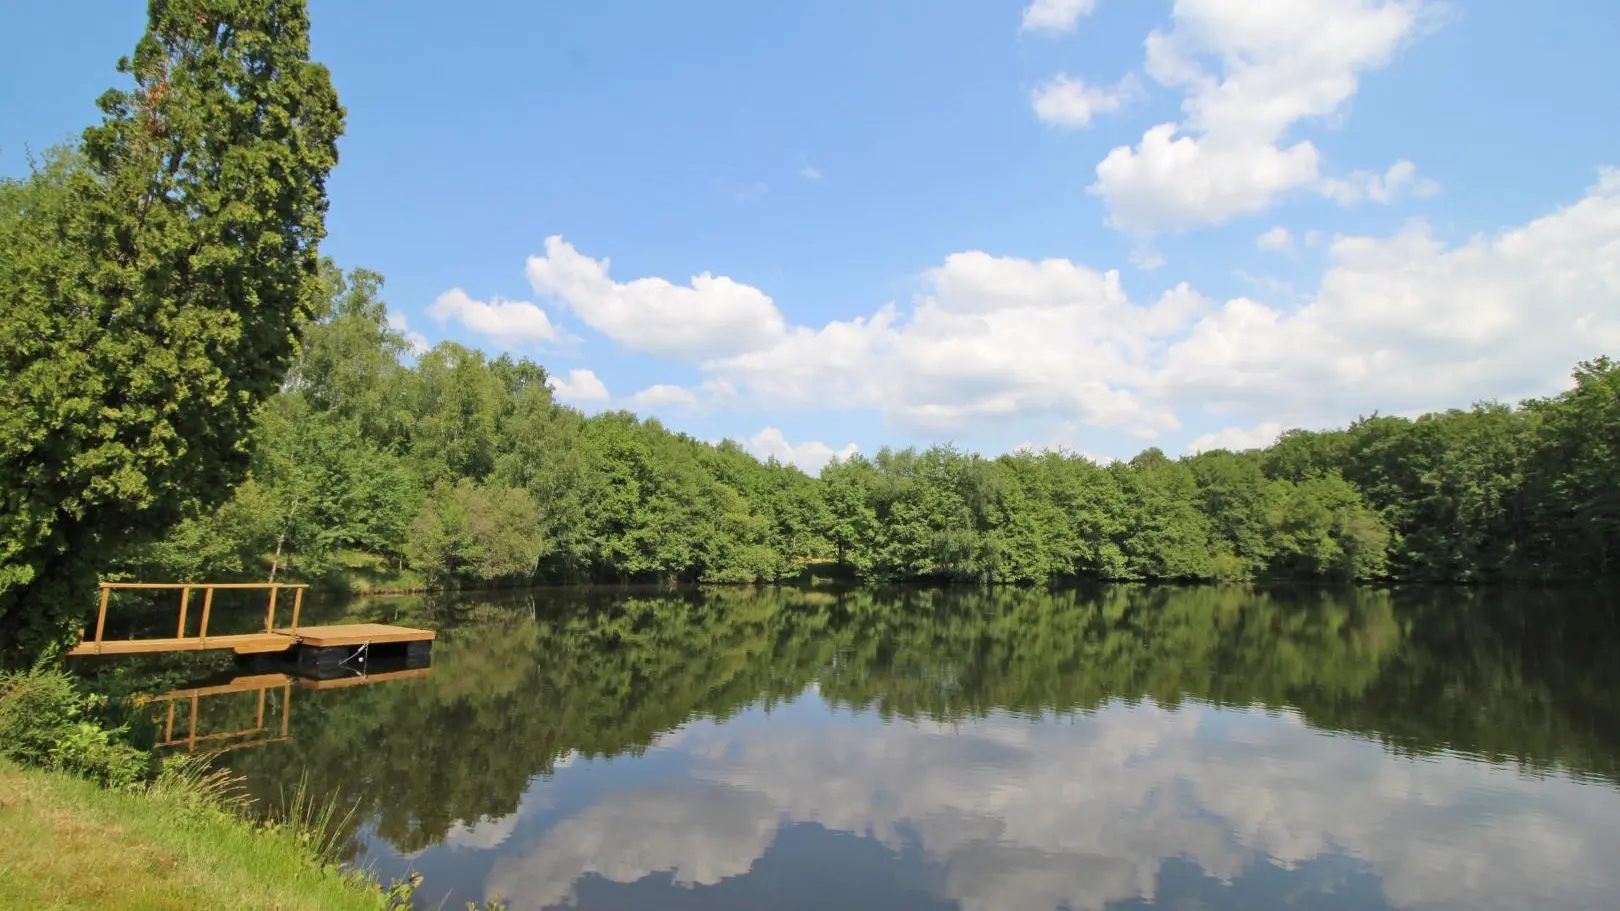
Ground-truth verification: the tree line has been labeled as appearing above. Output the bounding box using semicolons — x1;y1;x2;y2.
124;267;1620;593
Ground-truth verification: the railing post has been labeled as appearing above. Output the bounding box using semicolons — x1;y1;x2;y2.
177;586;191;639
199;587;214;642
93;585;111;655
290;587;303;633
256;686;267;731
188;693;199;752
265;586;279;633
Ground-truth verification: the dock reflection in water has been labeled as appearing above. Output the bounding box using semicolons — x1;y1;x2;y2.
125;586;1620;911
136;663;432;756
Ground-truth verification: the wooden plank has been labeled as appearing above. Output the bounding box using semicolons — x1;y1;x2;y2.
65;633;295;657
176;586;191;639
296;667;433;690
100;582;309;590
279;623;435;647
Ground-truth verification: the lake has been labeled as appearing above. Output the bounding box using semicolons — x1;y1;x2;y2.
116;585;1620;910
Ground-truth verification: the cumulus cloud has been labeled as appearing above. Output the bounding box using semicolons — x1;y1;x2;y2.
1031;74;1139;129
427;288;561;343
1187;420;1287;453
526;236;787;360
1156;167;1620;423
1021;0;1098;34
546;368;610;402
1320;158;1442;205
1091;0;1437;234
701;252;1203;436
799;165;823;180
1256;225;1294;252
710;169;1618;442
630;383;699;410
386;311;430;355
453;170;1618;451
740;427;858;475
482;700;1620;911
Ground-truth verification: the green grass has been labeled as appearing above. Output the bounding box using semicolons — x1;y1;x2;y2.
0;758;391;911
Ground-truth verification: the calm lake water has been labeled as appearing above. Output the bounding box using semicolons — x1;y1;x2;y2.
114;585;1620;910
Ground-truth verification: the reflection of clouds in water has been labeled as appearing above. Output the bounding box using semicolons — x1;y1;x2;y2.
485;700;1620;910
443;813;523;852
485;784;780;909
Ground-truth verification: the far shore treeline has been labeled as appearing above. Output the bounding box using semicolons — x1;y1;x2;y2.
3;0;1619;665
123;293;1619;595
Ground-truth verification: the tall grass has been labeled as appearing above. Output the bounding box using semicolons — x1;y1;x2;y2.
273;773;362;866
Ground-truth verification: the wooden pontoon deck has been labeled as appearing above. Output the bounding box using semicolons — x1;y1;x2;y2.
66;582;434;657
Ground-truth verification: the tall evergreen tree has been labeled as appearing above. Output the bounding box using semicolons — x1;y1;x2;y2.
0;0;343;657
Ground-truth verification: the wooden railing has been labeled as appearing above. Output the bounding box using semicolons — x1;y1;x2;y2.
80;581;308;654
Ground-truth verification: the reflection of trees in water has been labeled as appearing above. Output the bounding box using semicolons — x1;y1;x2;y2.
211;586;1620;857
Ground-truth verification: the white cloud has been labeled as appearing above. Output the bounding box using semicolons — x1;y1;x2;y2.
1130;246;1166;271
709;170;1618;442
1021;0;1098;34
386;311;430;355
427;288;561;343
1031;74;1138;129
1157;168;1620;423
1091;0;1437;234
526;236;787;360
461;170;1617;452
1187;420;1286;453
1256;225;1293;251
630;383;699;410
546;368;610;402
1320;158;1442;205
741;427;858;475
799;165;823;180
701;252;1204;436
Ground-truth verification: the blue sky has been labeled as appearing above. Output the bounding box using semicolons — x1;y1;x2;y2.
5;0;1618;471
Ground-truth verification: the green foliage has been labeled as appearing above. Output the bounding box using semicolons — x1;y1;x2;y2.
0;665;148;787
0;0;344;656
406;480;545;585
119;326;1620;594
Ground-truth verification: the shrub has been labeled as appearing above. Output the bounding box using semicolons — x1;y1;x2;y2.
0;665;148;787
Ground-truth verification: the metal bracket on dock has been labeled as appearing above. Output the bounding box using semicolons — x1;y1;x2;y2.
338;640;371;672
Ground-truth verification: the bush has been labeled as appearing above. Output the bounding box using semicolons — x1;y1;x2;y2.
0;665;148;787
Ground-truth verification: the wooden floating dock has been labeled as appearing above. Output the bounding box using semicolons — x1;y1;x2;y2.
67;582;434;658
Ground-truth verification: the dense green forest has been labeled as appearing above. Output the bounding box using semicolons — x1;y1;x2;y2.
113;265;1620;593
123;585;1619;858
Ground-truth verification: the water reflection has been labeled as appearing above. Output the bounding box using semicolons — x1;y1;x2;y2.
149;586;1620;910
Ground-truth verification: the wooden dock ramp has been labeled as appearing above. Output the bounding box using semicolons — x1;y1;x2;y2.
67;582;434;658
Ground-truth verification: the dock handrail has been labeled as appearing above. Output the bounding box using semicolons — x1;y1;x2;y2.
82;581;309;655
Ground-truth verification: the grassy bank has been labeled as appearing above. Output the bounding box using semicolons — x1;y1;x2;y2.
0;758;386;911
